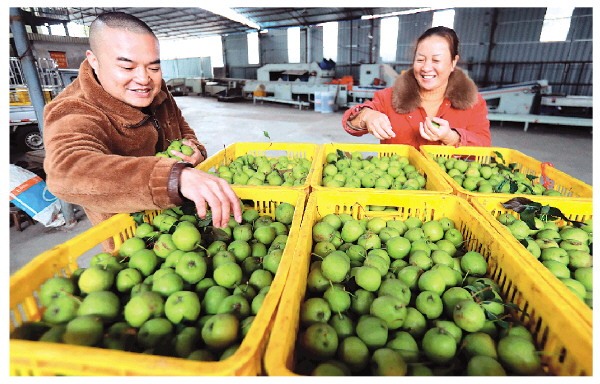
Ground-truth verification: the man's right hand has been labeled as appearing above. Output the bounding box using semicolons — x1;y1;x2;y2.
179;168;242;228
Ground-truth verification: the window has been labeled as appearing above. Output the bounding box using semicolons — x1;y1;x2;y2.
159;36;224;67
540;8;574;42
322;22;338;61
288;26;300;63
47;22;88;37
380;17;399;62
247;32;259;65
432;9;455;29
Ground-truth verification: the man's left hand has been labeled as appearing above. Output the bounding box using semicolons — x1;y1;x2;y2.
169;139;205;166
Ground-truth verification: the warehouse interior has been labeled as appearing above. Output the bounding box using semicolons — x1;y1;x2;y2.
6;5;595;378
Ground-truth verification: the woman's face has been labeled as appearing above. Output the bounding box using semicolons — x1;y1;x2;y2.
413;35;458;92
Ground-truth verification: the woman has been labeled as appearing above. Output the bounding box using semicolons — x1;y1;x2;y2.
342;26;491;148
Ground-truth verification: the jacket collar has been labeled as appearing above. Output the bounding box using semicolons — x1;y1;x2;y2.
77;59;168;127
391;67;479;114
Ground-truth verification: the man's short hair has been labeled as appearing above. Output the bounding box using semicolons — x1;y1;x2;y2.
89;11;156;51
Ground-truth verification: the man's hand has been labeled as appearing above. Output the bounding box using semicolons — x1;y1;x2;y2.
362;109;396;140
169;139;205;166
179;168;242;228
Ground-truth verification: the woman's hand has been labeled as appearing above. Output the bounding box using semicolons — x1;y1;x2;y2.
419;117;459;145
169;139;205;166
362;109;396;140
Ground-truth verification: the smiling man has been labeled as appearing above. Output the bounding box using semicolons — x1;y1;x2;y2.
43;12;241;247
342;26;491;148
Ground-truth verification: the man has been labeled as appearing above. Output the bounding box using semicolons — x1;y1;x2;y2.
43;11;242;242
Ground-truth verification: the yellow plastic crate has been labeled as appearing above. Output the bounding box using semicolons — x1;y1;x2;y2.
469;195;593;326
197;142;319;192
419;145;592;200
9;188;307;376
263;191;592;376
310;143;453;194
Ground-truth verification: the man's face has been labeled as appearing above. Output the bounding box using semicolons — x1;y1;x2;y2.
86;27;162;109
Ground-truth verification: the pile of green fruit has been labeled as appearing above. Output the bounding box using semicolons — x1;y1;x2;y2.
293;213;546;376
155;139;194;161
495;199;592;308
11;202;296;362
212;154;312;187
321;150;426;190
433;153;561;195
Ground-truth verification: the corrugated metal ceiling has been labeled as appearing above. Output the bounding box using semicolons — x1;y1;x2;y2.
58;7;416;39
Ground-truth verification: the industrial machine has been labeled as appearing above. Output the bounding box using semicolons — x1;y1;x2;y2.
242;62;344;110
480;80;592;132
346;64;399;106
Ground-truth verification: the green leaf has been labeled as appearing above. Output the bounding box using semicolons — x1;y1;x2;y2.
336;149;346;159
197;214;213;228
263;130;271;140
501;197;539;213
493;151;505;164
131;211;145;226
526;174;538;181
509;180;519;193
494;179;507;193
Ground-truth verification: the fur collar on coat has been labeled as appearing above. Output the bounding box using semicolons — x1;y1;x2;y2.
391;67;479;114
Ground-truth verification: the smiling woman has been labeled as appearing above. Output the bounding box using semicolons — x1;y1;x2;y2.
341;26;491;149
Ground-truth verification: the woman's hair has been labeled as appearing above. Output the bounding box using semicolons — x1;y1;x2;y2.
415;26;459;58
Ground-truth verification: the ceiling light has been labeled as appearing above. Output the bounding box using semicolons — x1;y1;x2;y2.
201;6;261;30
362;8;435;20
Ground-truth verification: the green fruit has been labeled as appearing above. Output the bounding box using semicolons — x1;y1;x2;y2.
355;315;388;349
312;221;336;243
385;236;411;260
172;222;202;251
354;266;382;292
202;313;239;350
62;315;104;346
350;289;375;315
369;295;407;330
301;322;339;361
119;237;147;258
422;220;444;242
301;297;332;325
340;220;365;243
400;307;427;339
129;249;159;277
415;291;443;320
324;284;352;313
497;335;542;375
42;295;81;325
175;252;207;284
39;276;76;307
164;290;201;324
462;332;498;359
466;355;507;376
453;300;486;332
138;317;173;349
370;348;408;376
386;331;419;363
321;252;350;283
328;313;354;339
574;267;592;291
460;251;487;277
337;336;370;373
421;327;457;364
441;287;473;318
77;291;120;321
213;262;243;289
153;233;178;258
417;269;446;296
78;266;114;294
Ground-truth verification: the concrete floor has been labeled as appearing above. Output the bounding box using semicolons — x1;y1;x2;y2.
9;95;593;275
